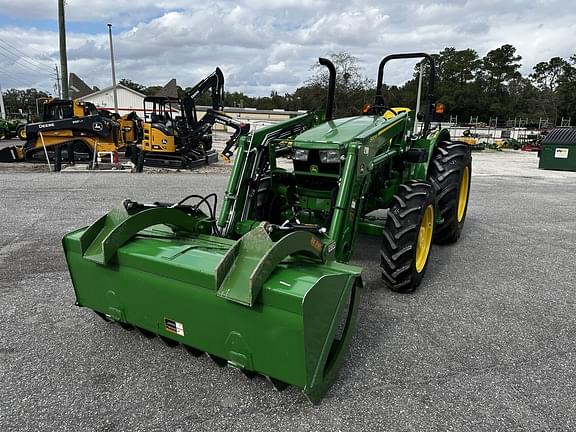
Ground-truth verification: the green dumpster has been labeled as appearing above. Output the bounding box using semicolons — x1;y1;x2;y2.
539;127;576;171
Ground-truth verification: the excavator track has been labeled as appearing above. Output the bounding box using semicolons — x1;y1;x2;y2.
24;140;93;163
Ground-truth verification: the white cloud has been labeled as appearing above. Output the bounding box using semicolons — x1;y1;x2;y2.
264;62;287;73
0;0;574;95
296;7;390;46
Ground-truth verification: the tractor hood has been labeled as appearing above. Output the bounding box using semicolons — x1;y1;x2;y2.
293;115;395;149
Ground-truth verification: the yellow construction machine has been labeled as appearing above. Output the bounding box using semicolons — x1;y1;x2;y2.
130;68;249;171
0;99;141;165
456;129;477;146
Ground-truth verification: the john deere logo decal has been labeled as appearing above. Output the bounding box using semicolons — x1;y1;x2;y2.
93;122;103;131
310;165;318;174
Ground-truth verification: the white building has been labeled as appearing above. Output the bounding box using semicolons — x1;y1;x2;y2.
79;84;304;128
79;84;149;118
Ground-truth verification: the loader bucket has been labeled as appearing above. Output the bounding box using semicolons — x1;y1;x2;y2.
62;203;362;403
0;145;24;162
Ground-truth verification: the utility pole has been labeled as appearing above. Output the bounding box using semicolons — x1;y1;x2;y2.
0;84;6;119
107;23;119;113
58;0;69;99
55;64;61;98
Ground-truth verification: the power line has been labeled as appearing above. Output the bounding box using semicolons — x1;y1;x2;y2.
0;45;52;76
0;50;49;75
0;37;59;93
0;76;38;89
0;56;52;79
0;59;54;84
0;60;53;81
0;66;35;84
0;37;56;71
0;57;54;84
0;65;52;90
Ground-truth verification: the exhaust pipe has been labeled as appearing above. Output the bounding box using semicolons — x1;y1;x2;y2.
318;58;336;121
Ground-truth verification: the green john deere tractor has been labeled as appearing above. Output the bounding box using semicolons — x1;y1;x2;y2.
63;53;471;403
0;117;25;140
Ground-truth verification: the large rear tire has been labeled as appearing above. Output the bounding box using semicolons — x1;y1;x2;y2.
381;181;436;293
428;141;472;244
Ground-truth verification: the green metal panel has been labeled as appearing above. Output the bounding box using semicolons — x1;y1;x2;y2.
539;145;576;171
539;127;576;171
63;206;361;403
216;224;330;307
294;115;391;146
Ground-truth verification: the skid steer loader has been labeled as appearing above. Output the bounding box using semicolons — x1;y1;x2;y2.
63;53;471;403
130;68;249;171
0;99;140;167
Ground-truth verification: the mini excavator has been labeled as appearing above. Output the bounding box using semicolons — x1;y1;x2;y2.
130;68;250;172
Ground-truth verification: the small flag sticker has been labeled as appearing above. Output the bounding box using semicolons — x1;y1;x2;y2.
164;318;185;336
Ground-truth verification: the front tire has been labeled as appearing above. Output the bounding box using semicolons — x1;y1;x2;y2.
17;126;26;140
381;181;436;293
428;141;472;244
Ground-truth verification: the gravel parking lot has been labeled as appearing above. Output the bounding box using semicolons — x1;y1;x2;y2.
1;149;575;431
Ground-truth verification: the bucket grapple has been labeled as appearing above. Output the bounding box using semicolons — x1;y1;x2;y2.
63;200;361;402
63;53;471;402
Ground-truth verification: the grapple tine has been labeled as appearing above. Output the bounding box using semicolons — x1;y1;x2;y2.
268;377;289;392
159;336;179;347
94;311;110;322
242;369;257;379
208;354;228;367
136;327;156;339
119;322;134;331
183;345;204;357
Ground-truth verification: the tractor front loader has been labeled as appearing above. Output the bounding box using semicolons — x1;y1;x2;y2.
63;53;471;403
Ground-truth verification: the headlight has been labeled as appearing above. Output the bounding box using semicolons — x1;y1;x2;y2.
319;150;341;163
293;149;309;161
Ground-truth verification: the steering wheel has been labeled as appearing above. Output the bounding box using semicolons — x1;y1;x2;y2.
364;103;398;117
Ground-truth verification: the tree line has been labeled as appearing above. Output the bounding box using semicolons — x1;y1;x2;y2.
3;44;575;127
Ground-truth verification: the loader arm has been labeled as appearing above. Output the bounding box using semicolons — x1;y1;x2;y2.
181;67;225;128
185;108;250;160
217;111;324;237
175;68;250;156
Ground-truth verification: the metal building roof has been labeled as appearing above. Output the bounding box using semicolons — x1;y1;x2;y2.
542;127;576;146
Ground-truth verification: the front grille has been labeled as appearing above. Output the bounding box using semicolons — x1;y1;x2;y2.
292;150;340;175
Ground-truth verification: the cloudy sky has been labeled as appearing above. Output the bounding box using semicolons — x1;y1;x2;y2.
0;0;574;96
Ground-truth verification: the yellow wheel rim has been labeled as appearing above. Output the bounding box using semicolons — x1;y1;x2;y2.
415;205;434;273
457;166;470;222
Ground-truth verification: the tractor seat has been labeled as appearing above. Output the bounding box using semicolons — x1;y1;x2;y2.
150;113;164;123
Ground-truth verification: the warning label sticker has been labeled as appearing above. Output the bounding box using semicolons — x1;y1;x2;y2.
555;148;569;159
164;318;185;336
